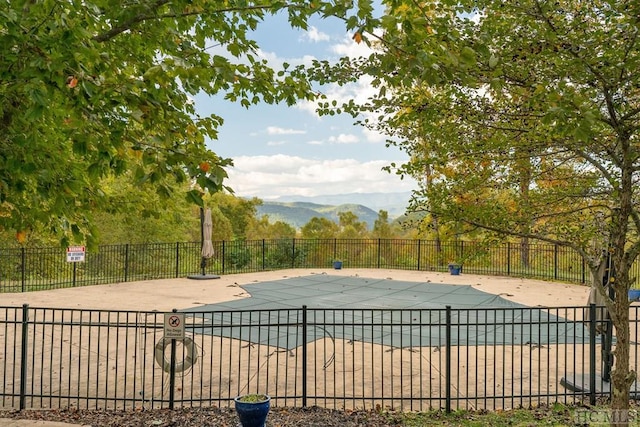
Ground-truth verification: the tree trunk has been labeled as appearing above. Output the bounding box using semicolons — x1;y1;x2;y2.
517;146;532;269
608;132;636;426
424;162;443;256
432;215;442;253
520;237;530;269
609;271;635;426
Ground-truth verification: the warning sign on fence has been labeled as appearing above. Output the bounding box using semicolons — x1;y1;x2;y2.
164;313;185;339
66;246;85;263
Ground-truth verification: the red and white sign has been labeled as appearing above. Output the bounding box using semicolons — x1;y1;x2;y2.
66;246;86;263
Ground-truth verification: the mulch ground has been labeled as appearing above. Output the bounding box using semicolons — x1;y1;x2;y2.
0;406;406;426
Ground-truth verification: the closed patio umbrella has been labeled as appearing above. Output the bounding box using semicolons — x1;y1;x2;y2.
202;208;214;259
188;207;220;280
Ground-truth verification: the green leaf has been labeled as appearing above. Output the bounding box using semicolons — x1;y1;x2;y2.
460;46;476;65
81;80;94;97
186;189;204;207
488;54;499;68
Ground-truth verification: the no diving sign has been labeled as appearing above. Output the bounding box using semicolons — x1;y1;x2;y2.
164;313;185;339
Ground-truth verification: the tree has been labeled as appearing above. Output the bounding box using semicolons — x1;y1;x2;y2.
247;216;297;240
208;205;234;242
210;193;261;240
93;173;199;244
337;211;368;239
372;210;392;239
1;0;371;247
301;217;339;239
314;0;640;421
268;220;297;239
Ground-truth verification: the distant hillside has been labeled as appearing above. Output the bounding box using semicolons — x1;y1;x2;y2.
274;191;412;218
256;201;380;230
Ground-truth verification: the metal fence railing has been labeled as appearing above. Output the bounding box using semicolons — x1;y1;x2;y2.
0;303;634;411
0;238;624;293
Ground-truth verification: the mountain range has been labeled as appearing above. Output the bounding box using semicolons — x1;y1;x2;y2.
256;191;413;230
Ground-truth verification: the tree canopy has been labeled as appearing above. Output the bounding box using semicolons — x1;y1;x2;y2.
313;0;640;416
1;0;373;247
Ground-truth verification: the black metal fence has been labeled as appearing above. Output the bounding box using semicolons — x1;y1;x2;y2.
0;303;636;411
0;239;621;293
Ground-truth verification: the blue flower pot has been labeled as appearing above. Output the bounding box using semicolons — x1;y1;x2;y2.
333;261;343;270
448;264;462;275
629;289;640;302
234;394;271;427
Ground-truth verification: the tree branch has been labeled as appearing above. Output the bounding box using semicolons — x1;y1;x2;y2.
93;2;272;43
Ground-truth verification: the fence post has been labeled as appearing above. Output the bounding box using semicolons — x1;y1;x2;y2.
169;308;177;410
445;305;451;413
21;247;26;292
72;262;77;287
175;242;180;278
589;303;597;405
417;240;421;271
124;244;130;283
292;238;296;269
19;304;29;410
554;244;559;280
507;242;511;276
262;239;266;270
302;305;308;407
222;241;226;274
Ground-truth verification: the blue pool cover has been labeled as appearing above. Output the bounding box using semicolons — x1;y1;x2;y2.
181;274;594;349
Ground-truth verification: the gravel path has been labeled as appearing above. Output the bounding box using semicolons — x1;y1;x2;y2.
0;407;405;426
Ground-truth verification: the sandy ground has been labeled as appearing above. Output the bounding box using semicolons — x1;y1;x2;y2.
0;269;594;427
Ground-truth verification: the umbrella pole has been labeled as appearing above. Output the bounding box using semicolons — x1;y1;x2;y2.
199;207;206;276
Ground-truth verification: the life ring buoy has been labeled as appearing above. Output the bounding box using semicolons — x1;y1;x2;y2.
154;336;198;373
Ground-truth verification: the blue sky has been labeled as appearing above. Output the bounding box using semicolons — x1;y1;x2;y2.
194;12;418;201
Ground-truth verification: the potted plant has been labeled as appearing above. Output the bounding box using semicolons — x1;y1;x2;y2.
447;262;462;275
332;259;343;269
234;393;271;427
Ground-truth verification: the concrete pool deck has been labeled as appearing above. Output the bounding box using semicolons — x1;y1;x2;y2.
2;268;591;312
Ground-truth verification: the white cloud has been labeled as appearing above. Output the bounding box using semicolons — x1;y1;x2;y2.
303;26;331;42
362;127;387;143
328;133;359;144
295;99;322;116
331;33;375;58
256;49;318;68
266;126;306;135
224;154;417;199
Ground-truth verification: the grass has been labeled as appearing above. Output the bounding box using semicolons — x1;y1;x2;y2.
379;403;617;426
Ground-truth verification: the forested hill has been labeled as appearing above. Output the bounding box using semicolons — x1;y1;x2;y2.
256;202;379;230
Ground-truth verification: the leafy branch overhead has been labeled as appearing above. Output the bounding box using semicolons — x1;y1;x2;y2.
309;0;640;417
0;0;374;246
